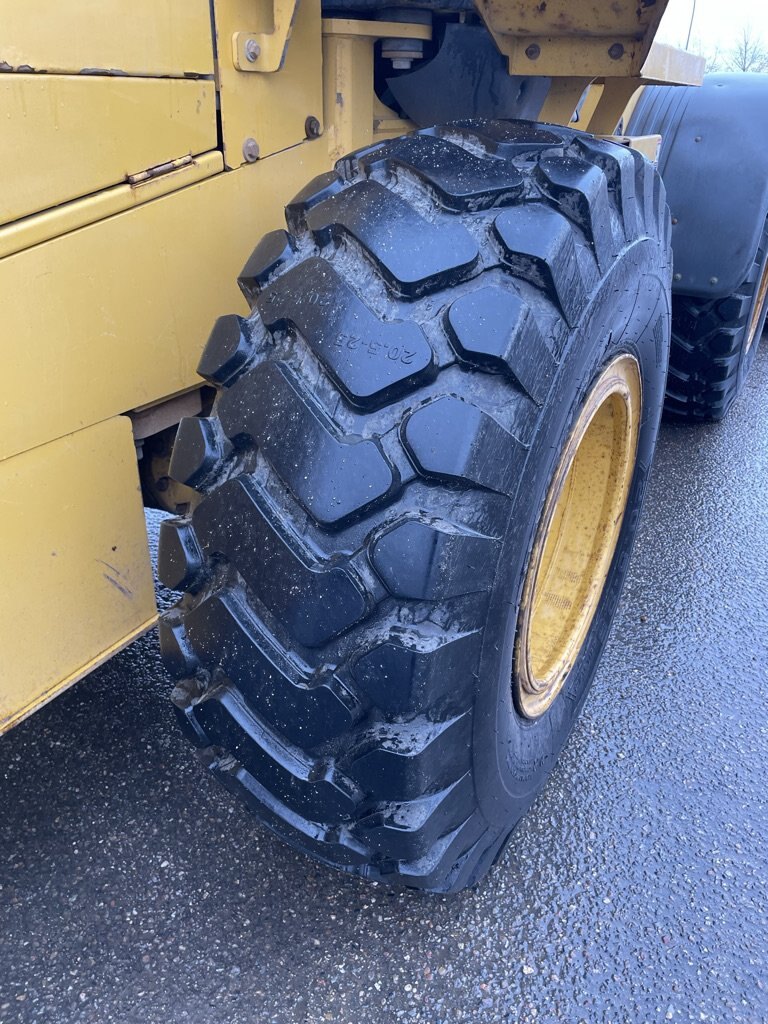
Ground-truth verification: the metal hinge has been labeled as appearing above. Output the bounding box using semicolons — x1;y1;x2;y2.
128;154;194;186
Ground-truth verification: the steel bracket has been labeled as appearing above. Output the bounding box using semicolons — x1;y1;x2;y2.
233;0;299;72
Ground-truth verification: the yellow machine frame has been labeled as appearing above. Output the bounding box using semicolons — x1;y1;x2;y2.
0;0;702;732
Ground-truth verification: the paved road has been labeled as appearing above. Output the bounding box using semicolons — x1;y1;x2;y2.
2;346;767;1024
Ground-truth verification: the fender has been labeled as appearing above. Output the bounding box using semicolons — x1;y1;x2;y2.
629;73;768;300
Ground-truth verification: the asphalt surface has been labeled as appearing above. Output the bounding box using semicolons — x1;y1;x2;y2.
2;344;767;1024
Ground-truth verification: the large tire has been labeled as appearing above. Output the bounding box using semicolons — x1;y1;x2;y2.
665;216;768;422
158;121;671;893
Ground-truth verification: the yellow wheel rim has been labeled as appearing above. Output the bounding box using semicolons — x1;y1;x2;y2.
514;353;642;719
746;254;768;354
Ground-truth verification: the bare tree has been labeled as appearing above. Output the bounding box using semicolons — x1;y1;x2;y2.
725;25;768;73
688;35;723;73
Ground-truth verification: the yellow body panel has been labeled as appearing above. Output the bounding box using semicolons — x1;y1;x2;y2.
1;76;217;224
214;0;323;166
0;0;214;77
0;152;224;260
1;141;330;465
0;417;156;733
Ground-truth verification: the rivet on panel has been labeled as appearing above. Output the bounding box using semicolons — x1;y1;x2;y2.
243;138;260;163
305;116;322;139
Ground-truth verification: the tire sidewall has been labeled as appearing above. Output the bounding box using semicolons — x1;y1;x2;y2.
473;240;670;828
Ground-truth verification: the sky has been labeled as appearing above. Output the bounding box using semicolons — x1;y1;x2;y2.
656;0;768;53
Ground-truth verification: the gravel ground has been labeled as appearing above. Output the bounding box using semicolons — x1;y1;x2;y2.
1;344;767;1024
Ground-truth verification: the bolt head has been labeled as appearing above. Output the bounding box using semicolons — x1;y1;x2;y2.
709;276;719;285
304;115;322;139
674;272;682;281
608;42;625;60
525;43;541;60
245;39;261;62
242;138;260;163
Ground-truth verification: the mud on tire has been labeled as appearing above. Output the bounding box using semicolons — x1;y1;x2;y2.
158;121;671;893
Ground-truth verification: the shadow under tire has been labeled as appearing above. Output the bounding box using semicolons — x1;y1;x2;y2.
665;216;768;422
159;120;671;893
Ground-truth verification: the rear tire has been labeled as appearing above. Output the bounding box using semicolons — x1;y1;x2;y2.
159;121;671;892
665;215;768;422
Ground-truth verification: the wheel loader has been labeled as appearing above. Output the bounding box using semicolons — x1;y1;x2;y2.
2;1;767;893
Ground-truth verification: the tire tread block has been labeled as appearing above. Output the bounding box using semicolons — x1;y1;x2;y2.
218;361;395;526
258;258;435;409
347;712;472;801
169;417;225;489
192;479;368;647
238;230;297;305
304;180;479;296
358;135;524;211
493;203;589;326
197;314;254;386
216;759;370;866
630;148;657;234
536;155;618;272
357;773;474;860
436;120;565;159
575;136;640;240
158;518;204;592
192;687;358;822
371;519;497;601
158;613;199;679
352;629;482;716
446;284;555;402
404;395;526;495
183;591;360;748
285;170;345;233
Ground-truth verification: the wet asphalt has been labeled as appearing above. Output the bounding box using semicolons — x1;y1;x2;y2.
1;343;767;1024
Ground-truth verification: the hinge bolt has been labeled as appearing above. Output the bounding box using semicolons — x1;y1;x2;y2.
305;116;322;139
525;44;541;60
245;39;261;62
242;138;260;163
608;43;625;60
